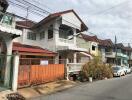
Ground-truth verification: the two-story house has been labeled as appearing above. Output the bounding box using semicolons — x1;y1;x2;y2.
98;39;115;64
29;10;89;65
126;46;132;67
98;40;129;66
13;10;90;81
77;33;99;57
115;43;129;66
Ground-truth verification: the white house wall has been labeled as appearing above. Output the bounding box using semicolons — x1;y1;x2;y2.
14;13;85;52
62;12;81;30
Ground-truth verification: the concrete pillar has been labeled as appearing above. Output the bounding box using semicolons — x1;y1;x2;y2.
73;28;76;45
12;54;19;91
73;52;77;63
4;37;13;87
54;20;60;47
66;58;69;80
55;53;59;64
121;58;123;66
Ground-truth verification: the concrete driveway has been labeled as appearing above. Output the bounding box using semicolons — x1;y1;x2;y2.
30;74;132;100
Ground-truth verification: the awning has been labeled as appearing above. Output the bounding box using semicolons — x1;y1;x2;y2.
79;52;93;59
57;46;87;52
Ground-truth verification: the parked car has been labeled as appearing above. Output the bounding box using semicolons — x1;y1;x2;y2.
124;66;131;74
112;66;125;77
122;67;128;75
130;67;132;72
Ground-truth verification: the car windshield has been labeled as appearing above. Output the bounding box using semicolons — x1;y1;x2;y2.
112;67;120;71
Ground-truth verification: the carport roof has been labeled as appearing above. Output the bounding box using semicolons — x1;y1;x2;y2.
13;42;57;56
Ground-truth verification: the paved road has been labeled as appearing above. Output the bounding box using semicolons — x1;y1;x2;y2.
30;74;132;100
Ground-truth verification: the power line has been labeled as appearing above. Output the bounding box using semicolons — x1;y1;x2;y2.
90;0;130;16
8;0;83;30
8;0;131;41
14;0;50;14
31;0;54;12
8;0;45;17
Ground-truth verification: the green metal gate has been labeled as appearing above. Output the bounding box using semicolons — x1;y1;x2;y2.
0;55;14;91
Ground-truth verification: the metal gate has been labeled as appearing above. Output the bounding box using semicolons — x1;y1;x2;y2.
0;55;14;91
18;64;65;88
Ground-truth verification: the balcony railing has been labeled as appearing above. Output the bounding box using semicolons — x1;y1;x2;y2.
105;52;115;58
59;38;74;44
105;52;128;59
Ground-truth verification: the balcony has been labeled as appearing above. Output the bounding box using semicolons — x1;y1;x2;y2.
59;38;74;44
105;52;115;58
117;53;128;58
122;54;129;59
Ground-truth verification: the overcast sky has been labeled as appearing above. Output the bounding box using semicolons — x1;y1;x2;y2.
7;0;132;45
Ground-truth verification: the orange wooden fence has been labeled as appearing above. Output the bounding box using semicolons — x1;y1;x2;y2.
18;64;65;88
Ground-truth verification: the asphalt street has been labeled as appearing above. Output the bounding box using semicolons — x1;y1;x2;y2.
30;74;132;100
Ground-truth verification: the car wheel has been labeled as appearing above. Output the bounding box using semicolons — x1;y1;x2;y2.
119;73;121;77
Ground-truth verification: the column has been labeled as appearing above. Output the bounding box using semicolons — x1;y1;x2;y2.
66;58;69;80
121;58;123;66
73;28;77;45
12;54;19;91
4;37;13;87
73;52;77;63
54;21;60;47
55;53;59;64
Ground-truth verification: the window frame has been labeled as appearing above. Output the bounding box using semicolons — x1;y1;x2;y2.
40;31;45;40
48;25;53;39
92;45;96;51
27;32;36;40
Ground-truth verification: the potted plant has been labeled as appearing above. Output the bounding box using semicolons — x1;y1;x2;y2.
89;70;93;82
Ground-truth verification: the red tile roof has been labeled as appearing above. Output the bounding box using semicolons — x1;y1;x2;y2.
123;46;132;51
98;39;114;47
13;42;56;56
81;34;99;42
116;43;124;49
16;21;35;28
32;9;88;32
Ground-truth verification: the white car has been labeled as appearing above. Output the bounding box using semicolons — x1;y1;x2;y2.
124;66;131;74
112;66;125;77
122;67;127;74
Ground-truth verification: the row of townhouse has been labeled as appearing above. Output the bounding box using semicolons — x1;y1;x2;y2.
0;0;132;91
0;2;93;91
77;33;132;67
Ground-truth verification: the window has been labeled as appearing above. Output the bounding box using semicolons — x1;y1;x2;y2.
27;32;36;40
59;25;74;39
48;25;53;39
40;31;45;40
92;45;96;51
2;15;13;25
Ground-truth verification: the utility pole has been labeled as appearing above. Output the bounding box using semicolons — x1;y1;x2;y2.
128;43;131;67
26;7;30;26
115;35;117;66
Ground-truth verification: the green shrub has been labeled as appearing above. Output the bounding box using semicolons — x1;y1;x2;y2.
81;57;113;80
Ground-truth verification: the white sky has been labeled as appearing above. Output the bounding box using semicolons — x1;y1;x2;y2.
7;0;132;45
